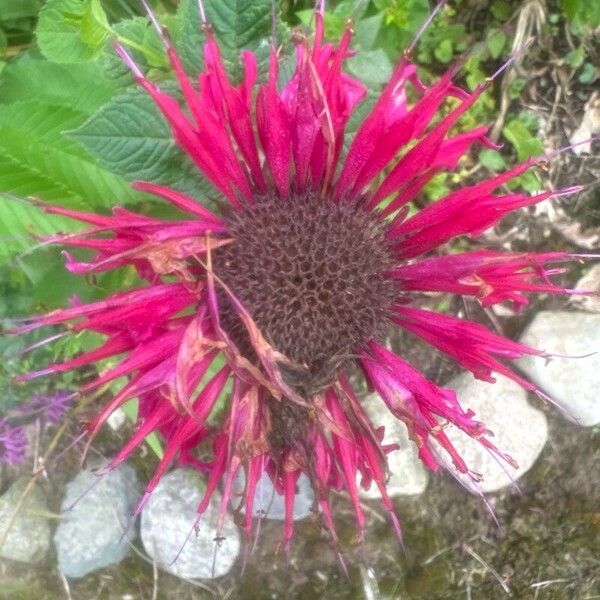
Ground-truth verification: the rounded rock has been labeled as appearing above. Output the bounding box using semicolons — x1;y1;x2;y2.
141;469;240;579
444;372;548;493
358;392;429;498
571;264;600;313
232;470;314;521
0;478;51;564
518;311;600;426
54;462;140;578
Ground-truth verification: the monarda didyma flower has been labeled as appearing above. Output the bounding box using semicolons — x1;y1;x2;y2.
13;2;587;550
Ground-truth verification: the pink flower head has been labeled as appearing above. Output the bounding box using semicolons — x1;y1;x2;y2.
13;6;586;551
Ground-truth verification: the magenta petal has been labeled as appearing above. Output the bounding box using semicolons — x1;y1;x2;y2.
392;305;544;389
257;52;292;198
392;250;573;307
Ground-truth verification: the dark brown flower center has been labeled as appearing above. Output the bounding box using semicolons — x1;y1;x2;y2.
213;192;397;397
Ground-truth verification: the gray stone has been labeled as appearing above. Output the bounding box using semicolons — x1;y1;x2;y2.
443;373;548;493
54;462;140;578
232;470;314;521
518;311;600;427
358;393;428;499
0;478;51;564
141;469;240;579
571;264;600;313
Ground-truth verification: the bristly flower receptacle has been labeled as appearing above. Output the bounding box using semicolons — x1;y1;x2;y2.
12;3;587;551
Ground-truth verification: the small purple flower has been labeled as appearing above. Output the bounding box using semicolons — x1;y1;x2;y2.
14;391;72;424
42;391;73;424
0;419;28;466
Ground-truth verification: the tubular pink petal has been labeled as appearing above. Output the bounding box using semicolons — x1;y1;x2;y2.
283;469;299;546
392;306;544;389
371;126;495;212
132;181;225;225
326;390;365;533
256;52;292;198
392;250;573;307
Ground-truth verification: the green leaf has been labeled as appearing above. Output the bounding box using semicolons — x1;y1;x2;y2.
354;13;384;51
36;0;112;63
71;84;216;201
0;100;143;209
486;29;506;60
424;172;449;201
101;17;150;82
565;46;585;68
101;16;168;84
0;195;80;265
175;0;290;82
511;170;542;194
347;48;393;87
333;0;369;21
502;118;543;161
578;63;598;84
16;249;101;307
102;0;141;21
479;149;507;171
0;51;116;113
373;0;429;31
0;0;42;21
205;0;282;77
490;0;512;21
434;38;453;63
561;0;600;29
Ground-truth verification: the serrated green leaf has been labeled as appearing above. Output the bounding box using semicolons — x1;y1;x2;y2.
101;14;170;83
0;100;143;209
174;0;291;82
0;51;116;112
36;0;112;63
102;0;140;21
203;0;273;73
70;84;216;202
101;17;150;82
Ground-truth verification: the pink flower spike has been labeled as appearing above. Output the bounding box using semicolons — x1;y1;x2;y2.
8;2;591;556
